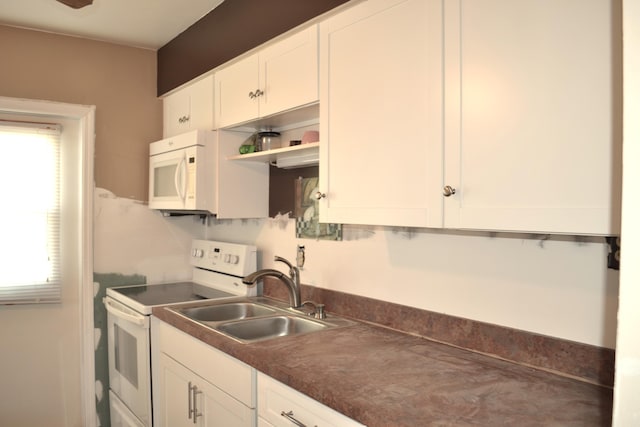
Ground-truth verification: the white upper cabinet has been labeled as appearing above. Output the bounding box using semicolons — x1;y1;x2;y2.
318;0;444;227
442;0;622;235
215;25;319;129
163;74;215;138
319;0;621;235
214;54;260;128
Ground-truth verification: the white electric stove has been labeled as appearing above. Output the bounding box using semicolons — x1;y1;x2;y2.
104;239;258;427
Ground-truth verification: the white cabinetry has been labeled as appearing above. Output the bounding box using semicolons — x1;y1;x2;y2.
318;0;444;228
215;25;319;129
158;354;255;427
163;74;214;138
151;318;256;427
319;0;620;235
442;0;621;235
257;373;365;427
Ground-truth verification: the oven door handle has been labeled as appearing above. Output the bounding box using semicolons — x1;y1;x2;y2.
104;297;148;327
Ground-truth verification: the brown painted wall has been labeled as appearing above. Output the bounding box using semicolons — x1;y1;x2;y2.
0;25;161;201
158;0;349;95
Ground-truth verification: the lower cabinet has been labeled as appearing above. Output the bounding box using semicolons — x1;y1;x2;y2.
257;373;365;427
158;354;255;427
151;318;364;427
151;318;257;427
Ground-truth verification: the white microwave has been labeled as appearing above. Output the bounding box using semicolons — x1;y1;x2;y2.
148;130;213;211
148;129;269;217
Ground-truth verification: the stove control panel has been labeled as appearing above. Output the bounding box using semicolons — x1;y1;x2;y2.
190;240;257;277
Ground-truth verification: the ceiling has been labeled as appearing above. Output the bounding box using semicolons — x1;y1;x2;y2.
0;0;225;50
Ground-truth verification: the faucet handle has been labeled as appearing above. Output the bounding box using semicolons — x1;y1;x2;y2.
300;300;326;319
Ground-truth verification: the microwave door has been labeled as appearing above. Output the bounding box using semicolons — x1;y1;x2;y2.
149;150;186;209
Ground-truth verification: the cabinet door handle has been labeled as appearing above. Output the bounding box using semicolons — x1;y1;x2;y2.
249;89;264;99
443;185;456;197
188;381;194;419
189;382;202;424
281;410;317;427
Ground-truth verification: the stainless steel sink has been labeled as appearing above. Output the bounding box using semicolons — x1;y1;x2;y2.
169;297;355;344
216;315;328;343
178;302;276;322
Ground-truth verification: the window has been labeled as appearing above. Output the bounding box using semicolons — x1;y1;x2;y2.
0;121;61;304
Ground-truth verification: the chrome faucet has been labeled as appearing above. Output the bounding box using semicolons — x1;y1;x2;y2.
242;256;302;308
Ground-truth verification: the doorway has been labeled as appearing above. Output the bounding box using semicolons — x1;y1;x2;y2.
0;97;95;427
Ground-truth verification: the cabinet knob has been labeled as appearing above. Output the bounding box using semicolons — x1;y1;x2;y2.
315;191;326;200
443;185;456;197
248;91;255;99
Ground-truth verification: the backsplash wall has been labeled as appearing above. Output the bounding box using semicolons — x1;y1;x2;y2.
204;216;619;349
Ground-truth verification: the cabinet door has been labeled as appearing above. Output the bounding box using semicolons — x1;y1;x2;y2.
158;354;197;427
443;0;621;235
163;88;191;138
259;25;319;118
319;0;444;227
188;75;215;133
158;354;255;427
163;75;214;138
199;376;256;427
215;54;261;128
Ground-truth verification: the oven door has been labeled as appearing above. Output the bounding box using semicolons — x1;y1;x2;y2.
105;296;152;427
109;390;145;427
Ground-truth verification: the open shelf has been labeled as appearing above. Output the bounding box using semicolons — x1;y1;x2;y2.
228;142;319;168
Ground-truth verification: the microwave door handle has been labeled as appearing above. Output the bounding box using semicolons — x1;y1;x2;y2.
104;298;147;327
174;156;187;201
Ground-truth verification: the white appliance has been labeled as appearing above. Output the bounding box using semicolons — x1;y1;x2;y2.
104;239;258;427
148;129;269;217
148;130;213;211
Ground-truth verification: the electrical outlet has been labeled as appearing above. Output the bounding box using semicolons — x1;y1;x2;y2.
296;245;305;269
606;236;620;270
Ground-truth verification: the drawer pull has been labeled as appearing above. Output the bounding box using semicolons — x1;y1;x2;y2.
281;410;317;427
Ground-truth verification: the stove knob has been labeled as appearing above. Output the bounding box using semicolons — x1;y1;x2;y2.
231;255;239;264
224;254;231;263
194;249;204;258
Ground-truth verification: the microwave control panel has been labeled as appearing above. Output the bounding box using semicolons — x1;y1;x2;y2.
187;155;196;200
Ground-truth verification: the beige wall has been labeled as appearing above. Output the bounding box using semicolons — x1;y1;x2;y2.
0;25;161;426
0;25;161;200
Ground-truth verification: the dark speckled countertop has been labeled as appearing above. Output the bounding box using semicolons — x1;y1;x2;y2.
152;297;612;427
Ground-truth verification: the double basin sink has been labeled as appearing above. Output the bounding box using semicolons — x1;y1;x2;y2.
168;297;354;343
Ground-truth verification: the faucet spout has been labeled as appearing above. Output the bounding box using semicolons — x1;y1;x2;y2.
242;256;302;308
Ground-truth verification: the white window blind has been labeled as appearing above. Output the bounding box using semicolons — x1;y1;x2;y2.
0;121;61;304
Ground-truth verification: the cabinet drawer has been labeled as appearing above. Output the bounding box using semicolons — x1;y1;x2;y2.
258;373;365;427
157;319;256;408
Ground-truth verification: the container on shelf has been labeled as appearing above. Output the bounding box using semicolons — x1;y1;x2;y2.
256;131;281;151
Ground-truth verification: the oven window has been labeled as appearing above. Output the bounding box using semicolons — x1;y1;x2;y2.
114;323;138;388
